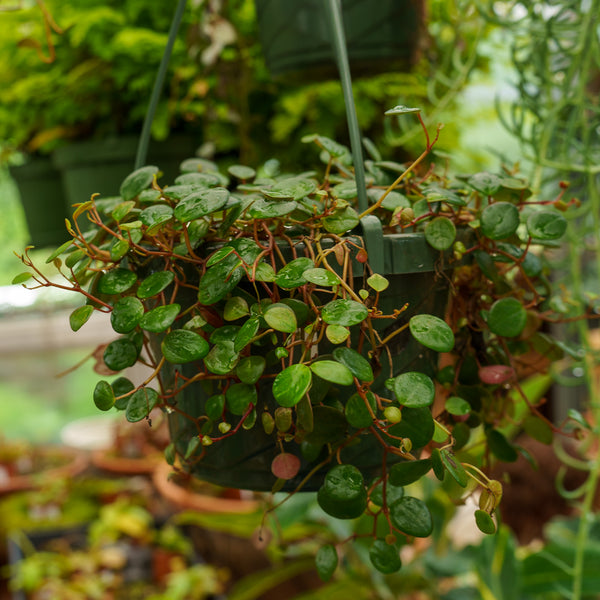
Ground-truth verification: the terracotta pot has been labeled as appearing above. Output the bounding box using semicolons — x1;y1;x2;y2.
0;445;88;496
152;462;259;514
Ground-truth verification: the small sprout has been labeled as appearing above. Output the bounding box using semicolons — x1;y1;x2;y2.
218;422;232;434
385;105;421;115
262;412;275;435
201;435;213;447
384;406;402;423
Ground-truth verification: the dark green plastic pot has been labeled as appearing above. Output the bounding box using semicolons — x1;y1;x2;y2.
164;232;452;492
9;158;69;248
52;134;199;224
254;0;423;79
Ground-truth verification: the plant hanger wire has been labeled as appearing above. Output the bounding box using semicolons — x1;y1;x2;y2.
134;0;188;170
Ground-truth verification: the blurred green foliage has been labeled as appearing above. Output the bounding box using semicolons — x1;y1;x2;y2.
0;0;492;168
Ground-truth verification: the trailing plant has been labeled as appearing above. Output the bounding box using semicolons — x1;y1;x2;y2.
477;1;600;598
13;106;578;576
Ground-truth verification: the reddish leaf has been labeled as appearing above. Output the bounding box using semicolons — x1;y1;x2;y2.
356;248;368;263
271;453;301;480
479;365;515;385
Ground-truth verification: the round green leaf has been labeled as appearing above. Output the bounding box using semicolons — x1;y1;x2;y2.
197;261;243;305
322;299;368;326
388;406;434;450
467;172;502;195
139;204;173;231
425;216;457;250
234;317;260;352
370;479;405;507
206;246;234;268
369;539;402;574
480;202;520;240
523;414;553;445
174;187;230;222
225;383;257;416
140;303;181;333
93;380;115;411
315;545;338;582
253;262;276;282
203;341;239;374
310;360;354;386
445;396;471;416
274;257;314;289
136;271;175;299
527;210;567;240
264;303;298;333
345;392;376;428
205;394;225;421
112;377;135;410
332;347;374;382
228;165;256;181
224;296;249;321
120;166;159;201
111;296;144;334
366;273;389;292
409;314;454;352
236;356;266;385
248;198;298;218
487;297;527;338
161;330;210;363
486;429;519;462
302;268;340;287
110;238;130;261
97;269;137;295
393;372;435;408
70;305;94;332
279;298;311;325
103;338;139;371
262;177;317;201
325;325;350;344
389;496;433;537
317;464;368;520
474;510;497;535
272;364;312;407
126;387;159;423
389;459;432;487
322;206;360;235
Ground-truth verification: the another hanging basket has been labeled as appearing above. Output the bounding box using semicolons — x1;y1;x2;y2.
9;157;68;248
254;0;425;80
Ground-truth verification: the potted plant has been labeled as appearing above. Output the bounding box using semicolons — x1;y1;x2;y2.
8;498;227;600
13;104;574;572
0;0;205;246
12;0;576;579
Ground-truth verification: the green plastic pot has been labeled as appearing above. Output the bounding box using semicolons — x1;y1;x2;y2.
164;232;453;492
52;134;200;225
9;158;69;248
254;0;423;79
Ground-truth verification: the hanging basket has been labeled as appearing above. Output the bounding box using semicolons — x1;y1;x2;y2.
52;134;200;226
9;157;68;248
254;0;425;80
164;232;453;492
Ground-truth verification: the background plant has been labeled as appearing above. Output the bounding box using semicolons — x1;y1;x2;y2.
474;1;600;598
